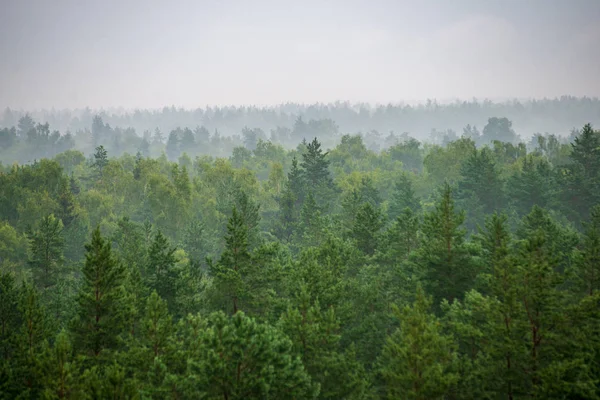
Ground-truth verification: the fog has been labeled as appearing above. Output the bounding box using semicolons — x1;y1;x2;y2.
2;0;600;109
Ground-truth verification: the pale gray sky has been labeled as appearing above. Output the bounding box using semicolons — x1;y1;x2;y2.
1;0;599;109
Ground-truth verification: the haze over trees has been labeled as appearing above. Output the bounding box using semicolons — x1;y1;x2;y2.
1;101;600;397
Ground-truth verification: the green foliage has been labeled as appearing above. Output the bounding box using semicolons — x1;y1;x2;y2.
379;286;458;400
27;214;65;292
187;311;318;399
415;183;475;308
2;120;600;399
72;227;128;359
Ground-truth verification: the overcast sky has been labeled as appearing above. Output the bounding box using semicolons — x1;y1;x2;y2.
1;0;599;109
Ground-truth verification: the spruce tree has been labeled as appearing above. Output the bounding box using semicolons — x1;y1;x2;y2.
72;227;127;359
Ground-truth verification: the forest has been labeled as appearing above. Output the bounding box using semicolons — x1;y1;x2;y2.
1;107;600;399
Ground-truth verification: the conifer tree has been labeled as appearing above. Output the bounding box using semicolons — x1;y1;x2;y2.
0;272;20;362
92;145;108;175
572;205;600;296
458;147;505;217
383;207;420;264
416;183;474;308
210;206;252;315
27;214;65;292
72;227;127;359
301;137;332;188
388;174;421;220
298;192;326;247
42;329;77;399
279;285;370;399
508;155;555;215
379;286;458;400
351;202;384;256
146;230;178;311
187;311;317;399
13;282;50;397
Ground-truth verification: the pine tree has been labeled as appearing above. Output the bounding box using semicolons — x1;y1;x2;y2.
93;145;108;175
388;174;421;220
383;207;420;264
416;183;474;308
146;230;178;312
279;285;370;399
458;147;505;216
72;227;127;359
42;329;77;399
379;286;458;400
508;155;556;215
13;282;51;397
186;311;317;399
298;192;325;247
210;206;252;315
182;218;206;264
562;123;600;220
300;137;336;209
0;272;19;362
165;130;180;161
27;214;65;292
351;202;384;256
233;190;261;247
572;205;600;296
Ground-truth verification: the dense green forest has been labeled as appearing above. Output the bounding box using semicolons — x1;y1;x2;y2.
1;112;600;399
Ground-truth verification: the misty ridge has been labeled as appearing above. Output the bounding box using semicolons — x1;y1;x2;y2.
1;96;599;165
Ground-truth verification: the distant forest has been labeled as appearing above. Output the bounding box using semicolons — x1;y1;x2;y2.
1;97;599;165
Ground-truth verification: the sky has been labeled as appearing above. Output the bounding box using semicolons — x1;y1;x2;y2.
1;0;599;109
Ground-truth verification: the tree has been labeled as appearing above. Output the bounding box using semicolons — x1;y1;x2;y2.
12;282;51;397
562;123;600;220
279;285;370;399
301;137;333;188
146;230;179;312
210;206;253;315
276;157;306;240
379;286;458;400
481;117;518;144
458;147;505;217
186;311;317;399
388;174;421;220
72;227;127;359
415;183;474;308
383;207;420;264
351;202;384;256
42;329;77;399
93;145;108;175
572;205;600;296
508;155;556;215
0;272;20;362
166;130;180;161
18;114;36;137
27;214;65;292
